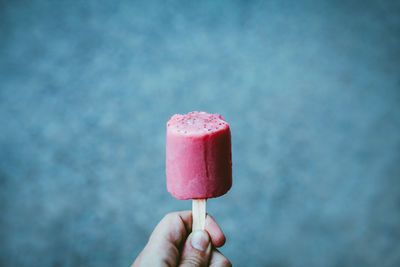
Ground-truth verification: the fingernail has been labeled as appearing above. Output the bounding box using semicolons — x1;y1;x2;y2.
191;231;209;251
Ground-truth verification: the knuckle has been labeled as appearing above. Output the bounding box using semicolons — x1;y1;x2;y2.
163;212;178;223
180;257;205;267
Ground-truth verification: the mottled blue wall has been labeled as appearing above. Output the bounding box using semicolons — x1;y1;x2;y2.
1;0;400;266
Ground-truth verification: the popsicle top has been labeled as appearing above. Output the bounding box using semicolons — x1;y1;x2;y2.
166;111;232;200
167;111;229;137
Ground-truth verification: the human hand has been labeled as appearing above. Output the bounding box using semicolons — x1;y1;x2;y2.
132;210;231;267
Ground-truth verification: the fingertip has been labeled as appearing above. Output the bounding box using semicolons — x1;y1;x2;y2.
216;234;226;247
180;230;213;266
205;214;226;247
190;230;211;251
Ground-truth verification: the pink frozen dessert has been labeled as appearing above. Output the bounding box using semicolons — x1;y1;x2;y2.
166;111;232;200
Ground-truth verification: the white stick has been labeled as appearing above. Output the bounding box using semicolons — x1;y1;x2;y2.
192;199;207;231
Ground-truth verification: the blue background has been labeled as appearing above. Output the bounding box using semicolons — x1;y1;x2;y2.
1;0;400;266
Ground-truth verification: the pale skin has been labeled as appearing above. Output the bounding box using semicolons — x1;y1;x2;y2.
132;211;231;267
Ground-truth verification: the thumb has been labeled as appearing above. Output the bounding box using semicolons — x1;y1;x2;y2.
179;230;212;267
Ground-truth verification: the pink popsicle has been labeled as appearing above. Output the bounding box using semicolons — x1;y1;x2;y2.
166;111;232;200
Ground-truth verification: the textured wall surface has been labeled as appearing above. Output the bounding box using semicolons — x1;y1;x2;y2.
1;0;400;266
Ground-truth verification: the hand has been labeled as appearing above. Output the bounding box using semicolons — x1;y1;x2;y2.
132;210;231;267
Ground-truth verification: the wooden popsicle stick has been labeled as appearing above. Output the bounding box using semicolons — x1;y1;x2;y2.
192;199;207;231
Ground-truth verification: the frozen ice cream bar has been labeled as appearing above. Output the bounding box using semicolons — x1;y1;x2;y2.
166;111;232;200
